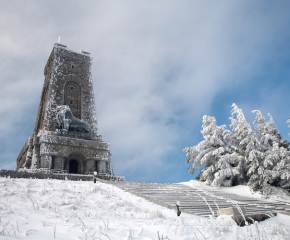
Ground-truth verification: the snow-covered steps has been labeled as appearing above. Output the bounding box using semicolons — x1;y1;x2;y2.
110;181;290;217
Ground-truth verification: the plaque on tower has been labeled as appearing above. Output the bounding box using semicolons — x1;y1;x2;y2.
16;43;115;177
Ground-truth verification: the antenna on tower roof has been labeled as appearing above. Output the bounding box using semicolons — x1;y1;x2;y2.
58;36;61;43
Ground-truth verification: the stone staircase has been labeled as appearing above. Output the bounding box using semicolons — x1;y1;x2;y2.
111;181;290;217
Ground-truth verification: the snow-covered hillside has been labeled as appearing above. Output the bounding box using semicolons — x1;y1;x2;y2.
0;177;290;240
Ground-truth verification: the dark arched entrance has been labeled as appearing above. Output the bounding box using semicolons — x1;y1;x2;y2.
69;160;78;174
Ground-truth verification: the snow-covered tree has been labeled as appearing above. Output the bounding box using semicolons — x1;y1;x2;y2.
253;111;288;149
248;111;290;194
249;141;290;195
263;142;290;192
185;104;290;194
270;143;290;189
184;115;243;187
230;104;259;156
229;103;259;184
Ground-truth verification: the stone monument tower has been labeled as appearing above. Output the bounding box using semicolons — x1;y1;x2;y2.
16;43;114;176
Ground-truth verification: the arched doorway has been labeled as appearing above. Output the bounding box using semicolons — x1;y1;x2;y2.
64;152;85;174
69;160;78;174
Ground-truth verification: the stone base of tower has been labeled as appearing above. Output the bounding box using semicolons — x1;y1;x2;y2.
0;169;125;181
17;130;114;176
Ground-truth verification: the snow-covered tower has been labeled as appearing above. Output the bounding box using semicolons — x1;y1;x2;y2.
16;43;114;176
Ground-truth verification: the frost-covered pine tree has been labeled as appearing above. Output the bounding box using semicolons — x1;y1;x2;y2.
243;110;269;192
254;111;288;149
185;104;290;193
184;115;243;187
262;142;290;193
230;104;260;154
229;103;258;184
250;111;290;193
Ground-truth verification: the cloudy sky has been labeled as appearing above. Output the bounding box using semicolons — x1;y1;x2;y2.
1;1;290;183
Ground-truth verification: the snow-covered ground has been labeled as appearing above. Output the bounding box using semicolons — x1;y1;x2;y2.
0;177;290;240
182;180;290;202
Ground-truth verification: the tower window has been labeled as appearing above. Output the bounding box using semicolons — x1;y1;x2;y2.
64;81;81;119
71;65;74;69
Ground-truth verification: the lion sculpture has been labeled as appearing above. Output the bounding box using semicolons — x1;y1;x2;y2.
56;105;94;135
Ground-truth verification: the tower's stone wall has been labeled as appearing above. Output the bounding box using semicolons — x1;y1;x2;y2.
16;43;116;177
35;44;98;134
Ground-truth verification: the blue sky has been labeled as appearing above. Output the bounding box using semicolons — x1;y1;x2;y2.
1;1;290;183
